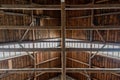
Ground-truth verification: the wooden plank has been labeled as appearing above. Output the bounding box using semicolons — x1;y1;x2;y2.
36;57;59;66
67;68;120;73
0;5;61;10
1;4;120;10
66;26;120;30
0;68;119;73
61;0;66;80
66;4;120;10
8;59;12;69
0;26;61;30
0;68;62;73
0;26;120;30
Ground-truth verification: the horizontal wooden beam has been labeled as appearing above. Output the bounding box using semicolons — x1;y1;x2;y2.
0;48;120;52
66;26;120;30
1;4;120;10
0;26;120;30
0;26;61;30
1;11;120;19
0;68;61;73
67;48;120;52
67;57;120;77
0;11;57;20
67;68;120;73
66;4;120;10
0;68;120;73
0;5;61;10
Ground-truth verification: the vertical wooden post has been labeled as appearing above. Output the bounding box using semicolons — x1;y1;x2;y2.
89;0;95;80
61;0;66;80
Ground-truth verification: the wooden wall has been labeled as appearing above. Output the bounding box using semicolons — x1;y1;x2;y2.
0;52;61;80
0;55;34;80
67;52;120;80
35;52;61;80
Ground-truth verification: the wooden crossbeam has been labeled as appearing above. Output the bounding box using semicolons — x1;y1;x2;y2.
67;68;120;73
0;26;120;30
0;4;120;10
0;68;61;73
0;26;61;30
66;4;120;10
66;26;120;30
0;68;120;73
0;48;120;52
0;5;61;10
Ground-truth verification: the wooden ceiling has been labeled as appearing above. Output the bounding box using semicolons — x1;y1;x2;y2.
0;0;120;43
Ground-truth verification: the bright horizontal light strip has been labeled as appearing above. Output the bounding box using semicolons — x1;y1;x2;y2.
0;38;120;60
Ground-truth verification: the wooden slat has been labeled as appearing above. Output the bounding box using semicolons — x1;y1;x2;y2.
0;26;61;30
0;26;120;30
0;68;120;73
1;4;120;10
8;59;12;69
67;68;120;73
0;5;61;10
66;4;120;10
66;26;120;30
0;68;62;73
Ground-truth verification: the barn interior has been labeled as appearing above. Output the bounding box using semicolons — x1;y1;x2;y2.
0;0;120;80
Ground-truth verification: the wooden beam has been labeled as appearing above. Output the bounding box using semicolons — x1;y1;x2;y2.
0;4;120;10
61;0;66;80
66;48;120;52
66;4;120;10
36;57;59;66
67;57;120;77
0;48;120;52
0;26;61;30
0;11;57;20
96;30;106;42
0;5;61;10
67;57;89;66
67;68;120;73
66;26;120;30
96;0;109;3
0;68;120;73
0;68;62;73
0;26;120;30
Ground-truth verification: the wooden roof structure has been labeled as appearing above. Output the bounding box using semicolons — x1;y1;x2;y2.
0;0;120;80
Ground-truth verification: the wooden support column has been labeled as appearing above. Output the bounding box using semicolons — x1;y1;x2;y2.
61;0;66;80
89;1;94;80
33;30;36;80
